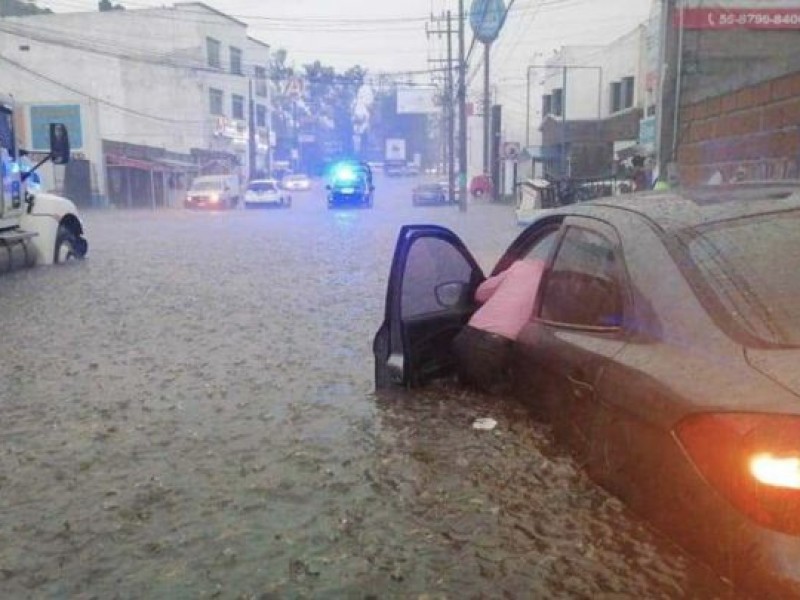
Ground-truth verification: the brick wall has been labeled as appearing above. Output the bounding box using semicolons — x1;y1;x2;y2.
677;70;800;185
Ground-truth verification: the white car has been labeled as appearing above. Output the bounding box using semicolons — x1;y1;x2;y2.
244;179;291;208
281;173;312;192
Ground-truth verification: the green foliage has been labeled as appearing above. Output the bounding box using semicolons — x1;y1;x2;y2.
0;0;52;17
98;0;125;11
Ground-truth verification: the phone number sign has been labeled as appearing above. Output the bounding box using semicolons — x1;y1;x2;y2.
679;8;800;29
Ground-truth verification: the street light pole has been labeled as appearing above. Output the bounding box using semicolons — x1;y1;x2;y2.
525;66;532;148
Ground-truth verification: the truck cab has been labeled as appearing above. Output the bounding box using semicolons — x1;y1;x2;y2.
1;94;87;271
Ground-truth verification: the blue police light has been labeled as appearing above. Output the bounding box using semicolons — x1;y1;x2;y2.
332;163;357;183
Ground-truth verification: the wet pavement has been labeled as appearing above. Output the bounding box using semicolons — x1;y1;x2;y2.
1;175;739;598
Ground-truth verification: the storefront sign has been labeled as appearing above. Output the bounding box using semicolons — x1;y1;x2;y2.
678;7;800;30
30;104;83;151
639;116;657;149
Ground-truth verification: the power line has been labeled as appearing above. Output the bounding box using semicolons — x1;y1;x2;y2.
0;52;207;124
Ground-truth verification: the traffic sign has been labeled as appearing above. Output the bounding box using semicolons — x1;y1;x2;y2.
469;0;507;43
503;142;521;160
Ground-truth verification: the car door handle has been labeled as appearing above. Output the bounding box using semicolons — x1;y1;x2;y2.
567;374;594;400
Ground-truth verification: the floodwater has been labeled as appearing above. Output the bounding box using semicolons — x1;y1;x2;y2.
1;178;738;598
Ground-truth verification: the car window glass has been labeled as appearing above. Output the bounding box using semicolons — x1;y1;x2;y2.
192;181;223;191
539;226;623;328
401;237;474;318
685;211;800;346
523;228;560;262
249;182;276;192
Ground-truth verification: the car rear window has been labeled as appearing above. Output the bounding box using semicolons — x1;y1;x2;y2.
684;210;800;346
249;182;276;192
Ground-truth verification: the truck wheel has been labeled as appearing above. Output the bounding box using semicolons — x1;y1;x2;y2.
54;224;80;264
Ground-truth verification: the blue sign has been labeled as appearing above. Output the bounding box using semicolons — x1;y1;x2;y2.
639;116;657;148
470;0;507;43
30;104;83;151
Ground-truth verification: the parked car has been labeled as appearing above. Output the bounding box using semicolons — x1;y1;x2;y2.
373;183;800;599
244;179;291;209
185;175;240;209
412;182;448;206
281;173;312;192
469;174;493;198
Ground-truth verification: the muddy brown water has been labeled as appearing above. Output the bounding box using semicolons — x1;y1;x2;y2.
1;184;739;598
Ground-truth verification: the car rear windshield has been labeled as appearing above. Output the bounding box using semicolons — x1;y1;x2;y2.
684;210;800;347
249;182;277;192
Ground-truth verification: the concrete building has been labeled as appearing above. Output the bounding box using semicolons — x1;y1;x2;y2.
659;0;800;185
534;26;649;179
0;2;271;207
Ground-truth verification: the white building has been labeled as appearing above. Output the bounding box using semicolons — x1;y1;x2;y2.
531;26;649;178
0;2;271;207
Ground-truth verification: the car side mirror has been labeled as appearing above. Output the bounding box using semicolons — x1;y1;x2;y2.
369;185;375;191
49;123;70;165
325;184;331;191
435;281;468;309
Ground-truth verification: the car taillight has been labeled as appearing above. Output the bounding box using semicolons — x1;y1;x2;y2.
676;413;800;535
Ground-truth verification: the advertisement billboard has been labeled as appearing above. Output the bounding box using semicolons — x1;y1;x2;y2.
396;87;437;115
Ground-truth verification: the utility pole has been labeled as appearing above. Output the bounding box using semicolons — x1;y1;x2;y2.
248;78;257;181
446;10;455;204
483;42;491;175
427;10;457;205
457;0;467;212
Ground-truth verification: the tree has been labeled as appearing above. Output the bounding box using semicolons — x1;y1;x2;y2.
267;49;370;170
0;0;52;17
98;0;125;11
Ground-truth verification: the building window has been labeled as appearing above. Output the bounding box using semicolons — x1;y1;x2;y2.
206;37;221;68
255;66;267;97
610;81;622;113
232;94;245;120
551;88;563;117
623;76;635;110
542;94;552;117
611;77;635;113
230;46;243;75
209;88;224;115
256;104;267;127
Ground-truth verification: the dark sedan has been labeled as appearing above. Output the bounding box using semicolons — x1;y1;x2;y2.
373;184;800;599
412;183;449;206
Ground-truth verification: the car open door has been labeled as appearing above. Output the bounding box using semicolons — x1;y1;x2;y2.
374;225;484;389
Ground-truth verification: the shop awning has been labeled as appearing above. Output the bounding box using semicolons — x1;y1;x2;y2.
106;153;197;172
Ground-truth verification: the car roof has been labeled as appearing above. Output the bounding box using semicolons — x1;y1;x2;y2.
575;182;800;232
249;179;278;185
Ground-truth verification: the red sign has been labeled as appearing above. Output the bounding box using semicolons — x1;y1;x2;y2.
678;8;800;29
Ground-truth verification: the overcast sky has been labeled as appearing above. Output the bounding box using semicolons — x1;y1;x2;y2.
35;0;652;71
35;0;653;138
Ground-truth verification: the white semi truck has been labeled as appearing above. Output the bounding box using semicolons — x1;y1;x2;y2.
1;93;87;271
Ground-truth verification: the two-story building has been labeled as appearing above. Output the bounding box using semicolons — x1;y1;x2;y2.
0;2;271;207
535;26;649;179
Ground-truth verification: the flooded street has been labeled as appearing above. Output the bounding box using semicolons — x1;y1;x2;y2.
1;176;737;599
